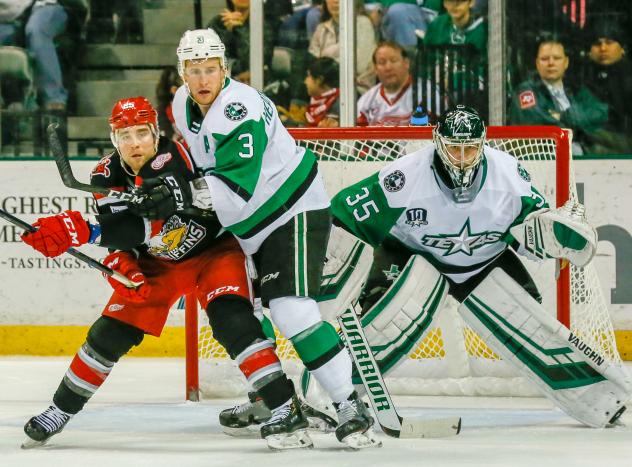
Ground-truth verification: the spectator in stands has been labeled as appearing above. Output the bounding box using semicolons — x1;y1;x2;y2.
509;38;608;155
424;0;487;54
308;0;377;94
304;57;340;127
0;0;86;112
364;1;441;48
207;0;280;86
86;0;142;44
357;41;414;126
579;20;632;152
155;66;183;143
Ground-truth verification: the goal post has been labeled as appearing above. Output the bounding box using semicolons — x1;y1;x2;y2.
184;125;618;400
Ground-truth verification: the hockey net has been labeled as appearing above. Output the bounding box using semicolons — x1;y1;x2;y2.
187;126;620;400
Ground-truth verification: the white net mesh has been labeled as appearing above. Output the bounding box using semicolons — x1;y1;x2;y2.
197;127;619;397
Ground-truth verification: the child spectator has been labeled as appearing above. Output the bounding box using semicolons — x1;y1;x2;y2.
155;66;183;142
304;57;340;127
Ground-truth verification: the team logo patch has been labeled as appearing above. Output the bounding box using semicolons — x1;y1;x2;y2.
91;157;112;178
224;102;248;121
421;218;503;256
405;208;428;227
147;217;207;260
108;304;124;312
383;170;405;192
382;264;400;281
151;152;173;170
519;91;536;109
517;163;531;182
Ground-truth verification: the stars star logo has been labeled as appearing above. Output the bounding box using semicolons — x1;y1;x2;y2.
421;219;503;256
382;264;401;281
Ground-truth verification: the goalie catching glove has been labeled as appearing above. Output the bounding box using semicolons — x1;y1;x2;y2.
509;200;597;267
102;251;150;302
21;210;96;257
127;173;213;220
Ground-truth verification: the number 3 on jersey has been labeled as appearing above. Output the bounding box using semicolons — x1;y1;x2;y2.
238;133;254;158
346;187;379;221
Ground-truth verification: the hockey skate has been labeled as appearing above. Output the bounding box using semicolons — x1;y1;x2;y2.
334;391;382;449
260;395;313;450
219;392;272;437
22;405;72;449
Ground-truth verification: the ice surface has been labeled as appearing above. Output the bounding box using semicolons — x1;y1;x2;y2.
1;357;631;467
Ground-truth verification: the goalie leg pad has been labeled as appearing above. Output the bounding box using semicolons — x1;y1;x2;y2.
317;225;374;321
457;268;632;427
361;255;448;376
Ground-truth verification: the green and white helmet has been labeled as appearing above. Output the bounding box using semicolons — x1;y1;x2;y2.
432;105;486;190
176;28;226;77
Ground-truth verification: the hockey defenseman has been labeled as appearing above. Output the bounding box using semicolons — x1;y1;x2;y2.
324;105;631;428
19;97;333;448
125;29;379;450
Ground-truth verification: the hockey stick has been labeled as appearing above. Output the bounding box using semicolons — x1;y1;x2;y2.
47;124;145;204
338;304;462;438
0;208;140;288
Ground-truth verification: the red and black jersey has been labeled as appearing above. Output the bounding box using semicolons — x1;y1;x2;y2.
89;137;225;262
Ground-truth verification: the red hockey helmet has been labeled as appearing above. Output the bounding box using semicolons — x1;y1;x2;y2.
109;96;159;151
109;96;158;131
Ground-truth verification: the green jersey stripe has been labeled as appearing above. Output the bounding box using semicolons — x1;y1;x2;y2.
228;151;317;238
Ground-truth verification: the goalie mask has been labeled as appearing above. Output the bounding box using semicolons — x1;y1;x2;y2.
109;96;159;154
177;28;226;77
433;105;486;202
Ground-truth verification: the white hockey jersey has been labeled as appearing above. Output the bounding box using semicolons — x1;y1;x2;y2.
331;145;548;283
356;78;413;126
172;80;330;254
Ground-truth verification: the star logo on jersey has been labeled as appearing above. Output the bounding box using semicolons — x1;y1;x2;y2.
421;219;503;256
383;170;405;192
517;163;531;182
382;264;401;282
224;102;248;121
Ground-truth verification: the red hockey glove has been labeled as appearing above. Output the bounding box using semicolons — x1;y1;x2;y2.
21;210;91;257
103;251;151;303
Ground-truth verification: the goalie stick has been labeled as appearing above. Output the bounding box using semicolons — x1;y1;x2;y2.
338;304;462;438
0;208;140;288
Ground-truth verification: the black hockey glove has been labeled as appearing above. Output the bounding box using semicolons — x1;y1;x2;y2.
127;172;193;220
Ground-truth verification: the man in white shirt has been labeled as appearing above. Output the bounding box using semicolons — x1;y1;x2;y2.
357;41;413;126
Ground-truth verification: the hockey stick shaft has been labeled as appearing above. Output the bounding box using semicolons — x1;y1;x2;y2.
0;208;138;288
47;124;145;203
338;304;461;438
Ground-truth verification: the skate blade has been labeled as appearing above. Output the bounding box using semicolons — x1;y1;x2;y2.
342;428;382;450
265;429;314;450
222;425;262;438
21;436;49;449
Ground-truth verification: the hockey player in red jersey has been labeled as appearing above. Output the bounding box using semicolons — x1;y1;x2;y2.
19;96;333;448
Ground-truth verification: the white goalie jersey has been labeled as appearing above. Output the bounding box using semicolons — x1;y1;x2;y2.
331;145;550;283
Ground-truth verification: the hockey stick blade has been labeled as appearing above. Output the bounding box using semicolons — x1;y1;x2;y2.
47;124;146;204
338;306;461;439
0;208;140;288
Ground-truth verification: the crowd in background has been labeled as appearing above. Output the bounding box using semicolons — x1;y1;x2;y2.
0;0;631;154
